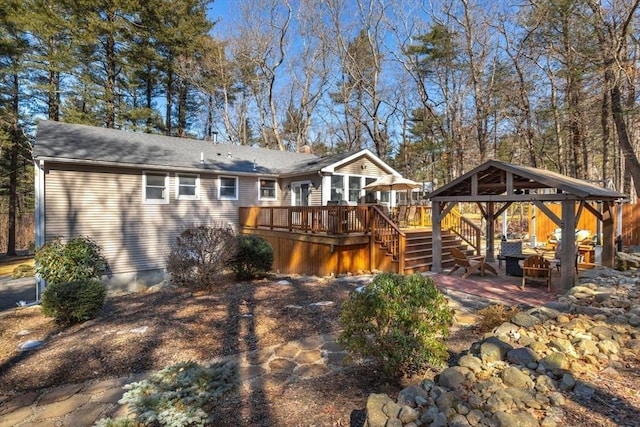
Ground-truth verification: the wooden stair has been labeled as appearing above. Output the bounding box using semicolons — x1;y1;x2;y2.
401;229;470;275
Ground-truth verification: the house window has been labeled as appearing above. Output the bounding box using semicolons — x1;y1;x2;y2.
259;178;277;200
364;177;376;203
348;176;361;202
379;191;390;204
330;175;344;201
176;174;199;200
143;172;169;204
219;176;238;200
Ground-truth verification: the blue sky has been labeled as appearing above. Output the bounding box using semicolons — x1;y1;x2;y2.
207;0;232;30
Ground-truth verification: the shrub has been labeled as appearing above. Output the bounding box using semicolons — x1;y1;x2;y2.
339;273;453;377
166;225;235;288
35;237;108;284
229;235;273;280
41;279;107;324
476;304;521;333
112;360;238;427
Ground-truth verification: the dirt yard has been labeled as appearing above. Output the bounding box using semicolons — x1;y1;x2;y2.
0;274;638;426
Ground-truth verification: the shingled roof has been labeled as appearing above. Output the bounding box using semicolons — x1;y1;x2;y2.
34;121;323;175
428;160;625;201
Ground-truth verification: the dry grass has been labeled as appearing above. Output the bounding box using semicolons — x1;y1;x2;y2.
475;303;521;332
0;258;33;277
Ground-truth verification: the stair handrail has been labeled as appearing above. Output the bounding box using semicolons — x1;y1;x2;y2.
370;206;406;267
443;207;482;255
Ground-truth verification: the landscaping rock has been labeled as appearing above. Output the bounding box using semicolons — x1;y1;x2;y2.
506;347;539;366
397;385;429;408
438;367;468;389
476;336;513;363
365;394;393;427
500;366;531;388
512;312;541;328
362;266;640;427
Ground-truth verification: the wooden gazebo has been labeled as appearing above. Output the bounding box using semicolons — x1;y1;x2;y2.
428;160;626;289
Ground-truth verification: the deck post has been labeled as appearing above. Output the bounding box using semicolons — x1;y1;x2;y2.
369;212;376;270
432;202;443;273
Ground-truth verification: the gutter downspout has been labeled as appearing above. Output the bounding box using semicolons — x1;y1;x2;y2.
34;159;45;300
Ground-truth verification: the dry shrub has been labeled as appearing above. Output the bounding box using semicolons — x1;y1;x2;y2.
475;304;521;332
166;225;236;288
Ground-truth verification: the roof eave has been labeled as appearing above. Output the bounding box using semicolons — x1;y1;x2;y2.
319;149;401;175
34;156;281;177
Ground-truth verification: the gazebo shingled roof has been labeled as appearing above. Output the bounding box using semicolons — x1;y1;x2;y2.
428;160;623;201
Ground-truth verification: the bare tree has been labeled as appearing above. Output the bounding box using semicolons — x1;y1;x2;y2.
587;0;640;198
281;0;332;151
230;0;292;150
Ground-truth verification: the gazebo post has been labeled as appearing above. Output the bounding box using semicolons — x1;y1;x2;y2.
560;200;577;289
431;202;443;272
602;201;616;267
486;201;495;262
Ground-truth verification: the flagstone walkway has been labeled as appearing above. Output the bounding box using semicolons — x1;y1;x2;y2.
0;332;350;426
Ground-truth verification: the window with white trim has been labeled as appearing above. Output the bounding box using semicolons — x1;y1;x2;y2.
143;172;169;204
330;175;344;201
176;174;200;200
219;176;238;200
259;178;277;200
348;176;361;202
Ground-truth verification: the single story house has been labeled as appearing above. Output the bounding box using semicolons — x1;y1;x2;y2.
33;121;405;290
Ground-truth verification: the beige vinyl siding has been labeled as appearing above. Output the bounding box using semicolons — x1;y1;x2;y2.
335;156;388;177
238;176;282;207
280;175;322;206
44;164;272;275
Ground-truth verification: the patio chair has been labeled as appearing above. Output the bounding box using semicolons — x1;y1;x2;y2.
521;255;552;291
448;247;497;279
406;205;418;226
396;205;408;226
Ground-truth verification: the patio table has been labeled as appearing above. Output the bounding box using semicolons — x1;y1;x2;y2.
505;253;530;277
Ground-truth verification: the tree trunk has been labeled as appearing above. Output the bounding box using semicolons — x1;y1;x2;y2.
6;72;20;256
48;68;60;121
105;31;116;128
6;139;18;256
205;94;214;140
177;79;187;137
145;65;154;133
601;75;610;181
610;71;640;197
165;62;173;136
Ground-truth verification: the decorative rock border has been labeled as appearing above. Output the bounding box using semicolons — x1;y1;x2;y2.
363;267;640;427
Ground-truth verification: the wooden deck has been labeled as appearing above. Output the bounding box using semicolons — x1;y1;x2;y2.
239;206;478;276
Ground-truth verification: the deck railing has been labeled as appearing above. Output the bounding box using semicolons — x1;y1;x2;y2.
239;206;370;234
444;207;482;254
239;204;482;254
370;206;406;267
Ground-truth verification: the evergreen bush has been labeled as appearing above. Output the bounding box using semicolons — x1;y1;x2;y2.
102;360;238;427
229;235;273;280
339;273;453;377
41;279;106;324
35;237;108;284
166;225;235;288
